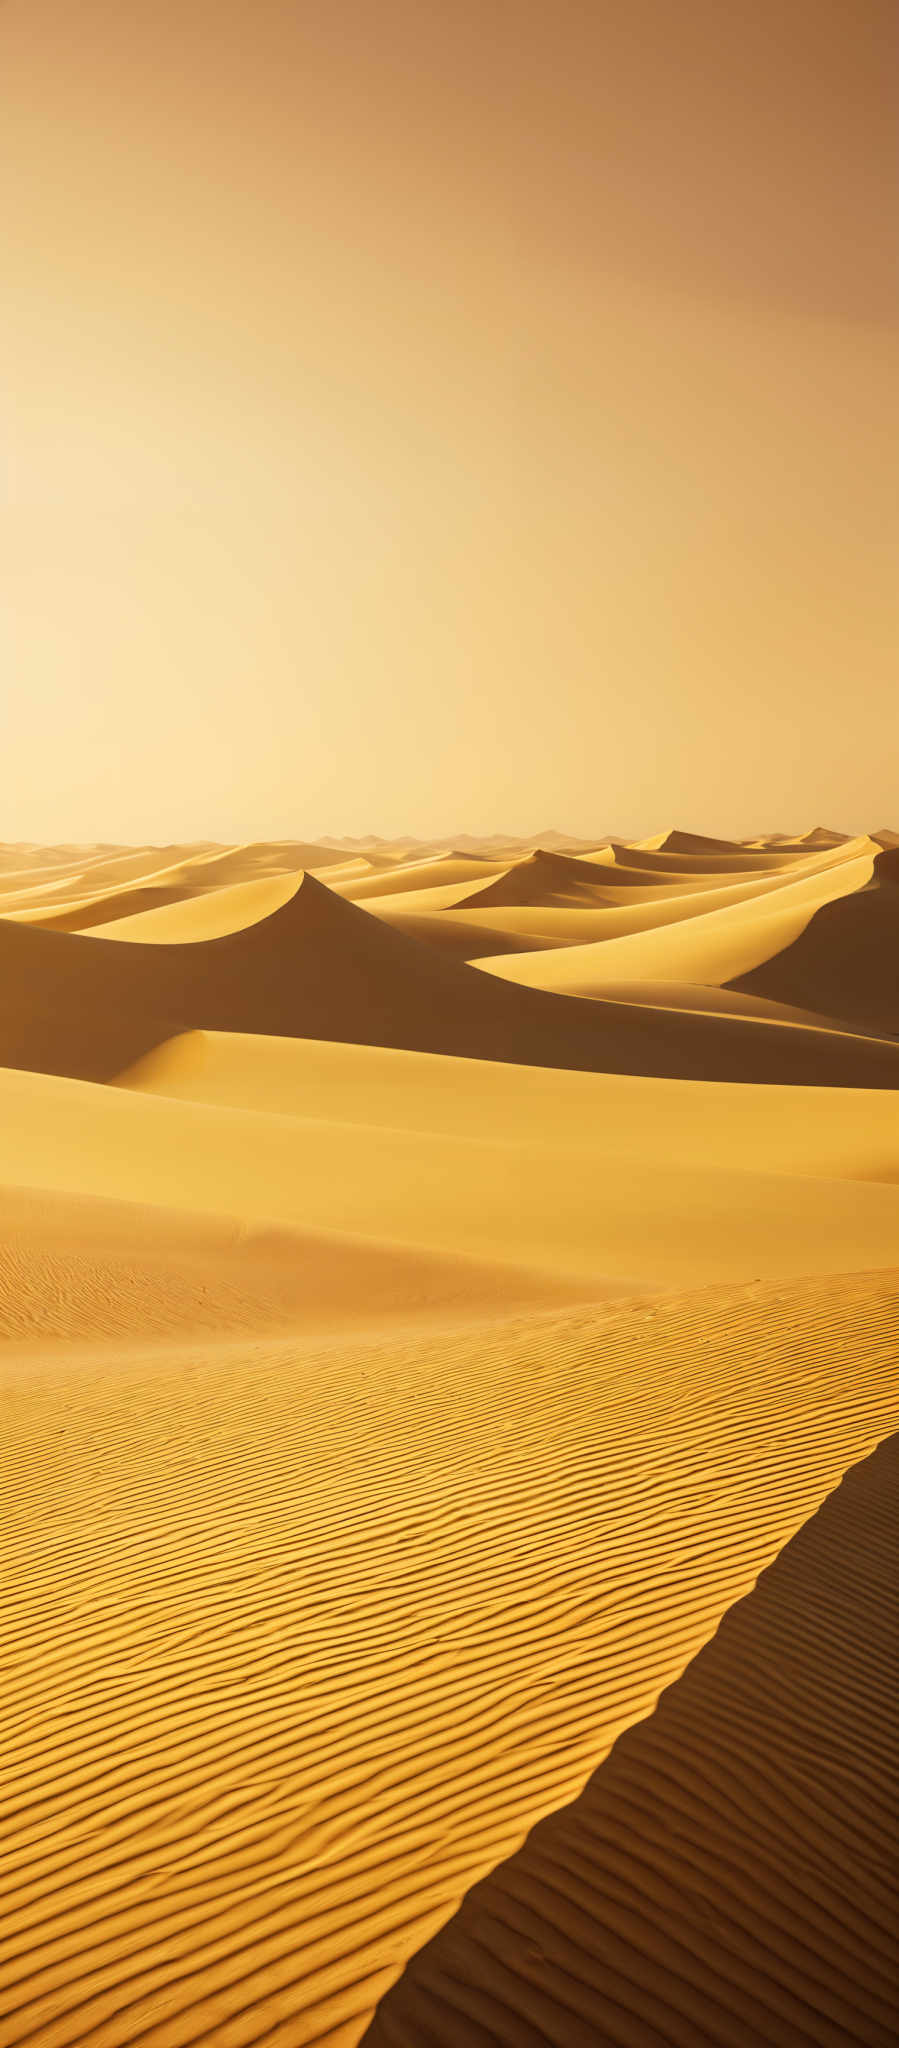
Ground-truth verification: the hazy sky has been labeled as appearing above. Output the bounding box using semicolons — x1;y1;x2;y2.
2;0;896;840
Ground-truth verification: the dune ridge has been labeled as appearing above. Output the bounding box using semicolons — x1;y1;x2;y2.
1;870;896;1088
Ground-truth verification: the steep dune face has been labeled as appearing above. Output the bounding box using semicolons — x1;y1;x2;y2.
656;827;751;854
365;1427;899;2048
732;844;899;1036
3;870;898;1086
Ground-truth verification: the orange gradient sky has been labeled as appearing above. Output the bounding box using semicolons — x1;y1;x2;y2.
2;0;896;841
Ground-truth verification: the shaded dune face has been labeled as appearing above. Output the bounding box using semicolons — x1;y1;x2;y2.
732;844;899;1037
2;871;899;1086
364;1428;899;2048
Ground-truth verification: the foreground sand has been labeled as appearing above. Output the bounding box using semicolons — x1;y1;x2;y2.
1;828;897;2048
2;1269;898;2047
366;1426;899;2047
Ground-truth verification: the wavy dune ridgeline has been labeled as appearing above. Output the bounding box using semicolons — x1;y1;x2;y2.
1;826;897;2048
365;1425;899;2048
0;868;896;1088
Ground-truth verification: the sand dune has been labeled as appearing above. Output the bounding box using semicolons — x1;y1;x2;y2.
439;853;868;951
354;910;568;961
0;1184;579;1351
3;870;896;1087
478;849;876;994
2;1270;897;2048
329;855;513;903
3;825;897;2048
4;1053;899;1293
366;1423;899;2047
733;841;899;1036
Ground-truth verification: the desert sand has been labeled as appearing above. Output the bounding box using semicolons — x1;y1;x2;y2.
1;826;897;2047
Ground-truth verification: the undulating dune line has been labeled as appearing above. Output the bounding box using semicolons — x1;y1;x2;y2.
1;825;897;2048
365;1425;899;2048
0;867;896;1088
2;1270;898;2048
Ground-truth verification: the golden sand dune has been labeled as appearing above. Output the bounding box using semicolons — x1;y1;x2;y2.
2;826;896;2048
655;826;755;854
118;1030;899;1188
733;842;899;1037
3;871;896;1087
0;1184;577;1351
85;873;301;943
566;978;874;1035
1;1271;896;2048
478;849;876;995
1;1044;898;1294
329;855;514;903
354;910;568;961
365;1424;898;2048
459;848;721;909
2;842;348;933
432;852;867;952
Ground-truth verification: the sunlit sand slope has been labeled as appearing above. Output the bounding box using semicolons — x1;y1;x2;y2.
0;1047;888;1290
366;1427;899;2048
0;1184;580;1350
2;874;896;1086
1;1270;898;2048
477;850;876;993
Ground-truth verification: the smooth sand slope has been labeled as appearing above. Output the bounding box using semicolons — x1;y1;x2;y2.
0;1178;585;1352
2;1270;898;2048
1;872;897;1087
366;1427;899;2048
7;1050;899;1293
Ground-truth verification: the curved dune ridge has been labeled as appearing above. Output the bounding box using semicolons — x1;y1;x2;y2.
365;1426;899;2048
0;868;897;1089
2;1269;898;2048
475;848;879;997
732;841;899;1037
